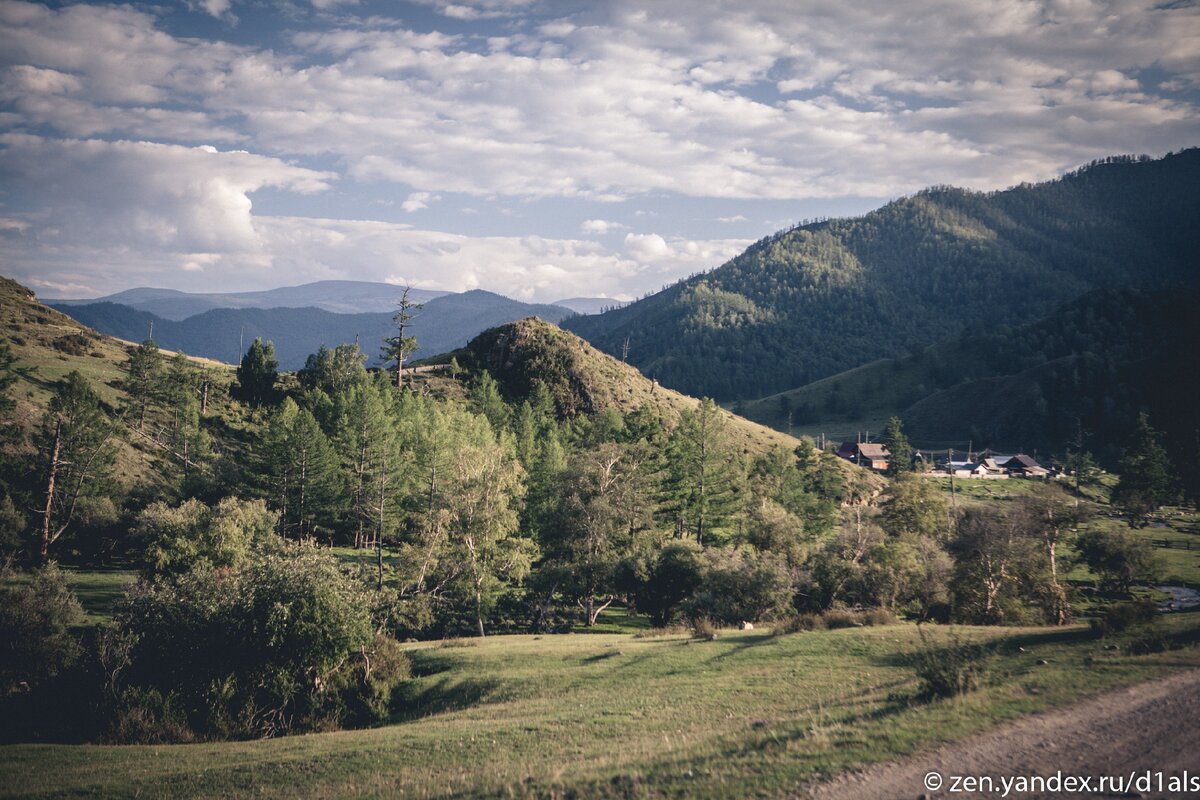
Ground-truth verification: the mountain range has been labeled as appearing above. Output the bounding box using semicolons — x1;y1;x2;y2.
52;290;575;370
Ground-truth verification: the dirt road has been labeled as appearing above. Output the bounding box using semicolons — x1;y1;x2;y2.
805;669;1200;799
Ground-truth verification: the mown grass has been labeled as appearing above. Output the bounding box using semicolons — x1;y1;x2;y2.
3;614;1198;799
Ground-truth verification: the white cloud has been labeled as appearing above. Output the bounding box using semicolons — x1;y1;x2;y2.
580;218;626;234
0;135;334;254
401;192;437;212
717;215;748;223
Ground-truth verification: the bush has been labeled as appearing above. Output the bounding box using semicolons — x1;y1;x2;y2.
0;563;83;694
912;634;990;699
687;616;718;640
134;497;279;577
113;546;391;739
821;609;861;629
772;613;820;635
682;551;793;626
1076;529;1157;593
1090;598;1157;637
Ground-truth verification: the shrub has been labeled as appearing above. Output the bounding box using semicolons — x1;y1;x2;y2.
821;609;861;629
683;550;793;626
0;563;83;694
912;634;990;699
771;613;819;635
134;497;279;577
1076;530;1157;593
860;608;899;626
114;546;388;739
1090;598;1157;637
687;616;718;640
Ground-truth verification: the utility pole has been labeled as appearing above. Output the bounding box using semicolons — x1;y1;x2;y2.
621;336;631;363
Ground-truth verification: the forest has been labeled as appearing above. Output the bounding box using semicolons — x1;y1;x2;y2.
565;151;1200;402
0;278;1184;746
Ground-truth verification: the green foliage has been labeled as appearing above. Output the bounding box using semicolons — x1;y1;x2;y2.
134;497;280;577
683;550;792;625
1075;528;1158;593
257;399;340;541
881;416;912;474
123;339;162;430
621;542;706;627
234;338;279;408
1090;598;1157;637
566;150;1200;402
297;343;367;398
116;547;382;739
0;562;83;693
880;472;949;540
660;399;747;547
1112;412;1177;526
912;633;990;700
35;371;119;561
381;288;423;387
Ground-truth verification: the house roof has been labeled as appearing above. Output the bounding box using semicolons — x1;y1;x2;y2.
1003;454;1042;469
857;443;890;458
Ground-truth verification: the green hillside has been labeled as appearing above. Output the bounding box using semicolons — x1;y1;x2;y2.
564;151;1200;402
740;287;1200;491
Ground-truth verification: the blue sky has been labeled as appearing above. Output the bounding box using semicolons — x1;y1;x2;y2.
1;0;1198;302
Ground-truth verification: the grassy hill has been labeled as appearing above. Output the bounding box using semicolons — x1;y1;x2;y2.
0;277;240;491
564;151;1200;403
4;617;1199;798
51;290;574;370
437;317;882;496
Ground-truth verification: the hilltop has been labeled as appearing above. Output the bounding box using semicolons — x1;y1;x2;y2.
440;317;880;491
564;150;1200;402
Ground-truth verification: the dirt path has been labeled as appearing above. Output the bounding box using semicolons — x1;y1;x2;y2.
805;669;1200;799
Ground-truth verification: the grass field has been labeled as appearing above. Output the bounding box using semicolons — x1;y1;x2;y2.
3;614;1199;799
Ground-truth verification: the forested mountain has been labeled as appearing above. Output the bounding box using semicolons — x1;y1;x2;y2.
740;287;1200;492
49;280;449;320
51;290;574;369
564;150;1200;401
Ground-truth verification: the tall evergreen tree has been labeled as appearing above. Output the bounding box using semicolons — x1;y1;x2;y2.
661;399;746;547
1112;411;1177;527
124;339;163;430
234;338;279;408
381;286;423;389
259;399;339;540
881;415;913;474
35;372;118;562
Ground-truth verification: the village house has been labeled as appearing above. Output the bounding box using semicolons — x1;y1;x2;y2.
836;441;891;472
1002;453;1049;478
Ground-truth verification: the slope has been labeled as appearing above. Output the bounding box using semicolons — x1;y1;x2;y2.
51;291;574;370
739;287;1200;474
0;276;238;490
438;317;882;495
563;150;1200;402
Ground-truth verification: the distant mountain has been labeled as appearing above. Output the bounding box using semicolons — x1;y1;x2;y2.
51;290;573;370
552;297;627;315
49;281;448;321
563;150;1200;402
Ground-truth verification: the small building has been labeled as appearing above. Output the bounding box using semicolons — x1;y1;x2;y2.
836;441;890;471
1002;454;1048;478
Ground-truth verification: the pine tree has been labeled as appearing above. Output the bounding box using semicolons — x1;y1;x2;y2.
381;286;423;389
259;399;339;540
660;399;746;546
1112;411;1177;527
35;372;118;562
881;415;913;474
234;338;279;408
124;339;163;430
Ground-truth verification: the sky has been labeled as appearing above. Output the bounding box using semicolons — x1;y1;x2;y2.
0;0;1198;303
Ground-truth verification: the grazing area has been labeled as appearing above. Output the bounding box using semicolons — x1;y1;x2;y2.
3;615;1200;799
